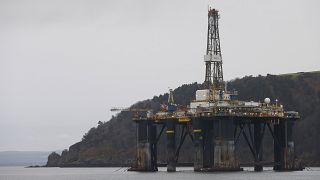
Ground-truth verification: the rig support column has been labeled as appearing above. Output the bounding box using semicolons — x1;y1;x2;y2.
213;118;240;171
134;121;157;171
203;120;214;168
254;123;263;171
193;118;204;171
274;120;298;171
166;119;176;172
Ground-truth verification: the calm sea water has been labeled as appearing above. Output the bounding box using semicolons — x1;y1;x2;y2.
0;166;319;180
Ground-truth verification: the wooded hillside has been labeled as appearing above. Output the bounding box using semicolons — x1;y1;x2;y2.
46;71;320;167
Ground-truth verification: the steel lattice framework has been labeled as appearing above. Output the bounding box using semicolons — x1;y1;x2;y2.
205;8;224;90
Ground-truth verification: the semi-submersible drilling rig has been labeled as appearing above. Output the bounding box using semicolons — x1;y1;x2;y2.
125;8;302;172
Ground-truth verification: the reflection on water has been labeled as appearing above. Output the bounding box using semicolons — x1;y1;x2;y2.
0;166;319;180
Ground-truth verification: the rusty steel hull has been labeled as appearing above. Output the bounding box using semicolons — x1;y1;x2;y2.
130;114;301;172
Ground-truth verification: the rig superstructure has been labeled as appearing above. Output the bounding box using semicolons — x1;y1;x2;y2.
118;7;302;172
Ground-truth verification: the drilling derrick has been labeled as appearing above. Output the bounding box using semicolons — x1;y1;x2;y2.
205;8;223;90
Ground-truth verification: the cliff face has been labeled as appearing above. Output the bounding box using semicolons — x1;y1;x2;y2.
46;71;320;166
46;152;61;167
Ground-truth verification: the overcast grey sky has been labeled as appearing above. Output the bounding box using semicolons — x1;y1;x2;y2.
0;0;319;151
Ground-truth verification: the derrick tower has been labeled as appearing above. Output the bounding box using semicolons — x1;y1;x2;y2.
204;8;223;90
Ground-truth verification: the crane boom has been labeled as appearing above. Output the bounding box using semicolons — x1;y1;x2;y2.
110;107;151;112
